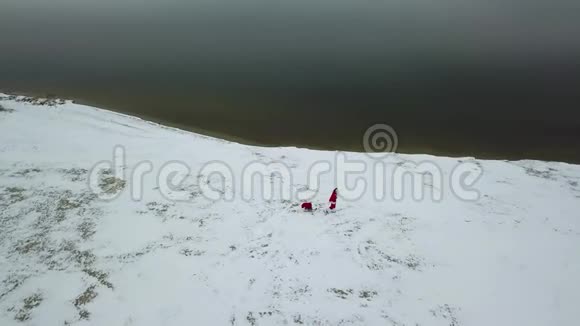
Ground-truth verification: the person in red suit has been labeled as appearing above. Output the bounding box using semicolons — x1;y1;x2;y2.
328;188;338;210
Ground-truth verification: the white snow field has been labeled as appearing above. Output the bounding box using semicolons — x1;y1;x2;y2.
0;94;579;326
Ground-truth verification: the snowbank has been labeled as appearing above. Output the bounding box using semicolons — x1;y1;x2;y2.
0;94;579;325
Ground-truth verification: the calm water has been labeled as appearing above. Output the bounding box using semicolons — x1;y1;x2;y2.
2;0;580;162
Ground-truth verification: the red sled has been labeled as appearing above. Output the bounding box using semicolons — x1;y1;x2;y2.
301;202;313;211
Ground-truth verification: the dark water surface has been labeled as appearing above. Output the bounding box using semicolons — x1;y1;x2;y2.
2;1;580;162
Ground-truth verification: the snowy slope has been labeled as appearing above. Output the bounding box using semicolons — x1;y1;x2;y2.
0;94;579;326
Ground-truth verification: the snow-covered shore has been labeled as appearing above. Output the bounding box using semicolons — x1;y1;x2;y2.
1;94;579;326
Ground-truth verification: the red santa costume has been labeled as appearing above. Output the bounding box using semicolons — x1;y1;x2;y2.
328;188;338;210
